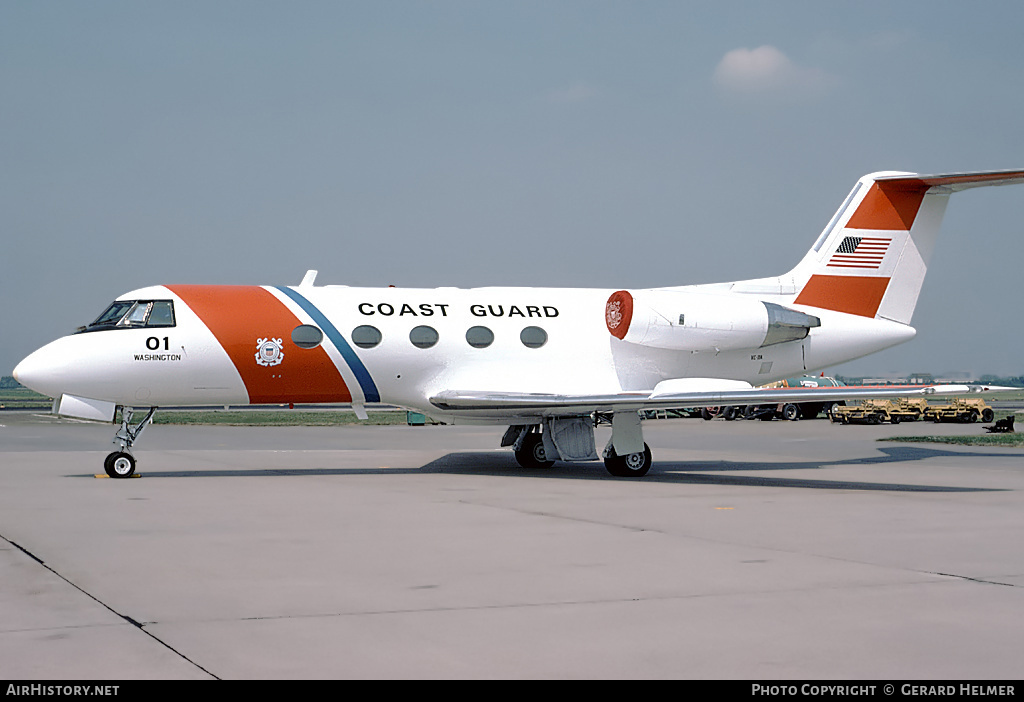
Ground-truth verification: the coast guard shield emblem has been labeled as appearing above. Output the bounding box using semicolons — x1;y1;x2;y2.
255;337;285;367
606;300;622;330
605;290;633;340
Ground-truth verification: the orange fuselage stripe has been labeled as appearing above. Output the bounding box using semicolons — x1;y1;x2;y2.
168;285;352;404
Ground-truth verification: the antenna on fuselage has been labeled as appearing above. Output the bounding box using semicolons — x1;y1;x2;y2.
300;270;318;287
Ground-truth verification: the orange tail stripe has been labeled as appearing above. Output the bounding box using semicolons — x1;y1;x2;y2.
168;285;352;404
846;182;928;231
794;275;890;318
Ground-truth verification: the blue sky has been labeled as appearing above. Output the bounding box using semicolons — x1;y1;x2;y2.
3;1;1024;378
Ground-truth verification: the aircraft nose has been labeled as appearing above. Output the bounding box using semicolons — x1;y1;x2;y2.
13;350;41;391
13;344;63;397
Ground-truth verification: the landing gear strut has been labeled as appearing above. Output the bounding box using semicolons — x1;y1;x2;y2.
104;407;156;479
602;411;652;477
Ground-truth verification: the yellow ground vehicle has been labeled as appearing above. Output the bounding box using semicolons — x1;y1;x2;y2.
829;399;895;425
887;398;930;423
922;397;995;424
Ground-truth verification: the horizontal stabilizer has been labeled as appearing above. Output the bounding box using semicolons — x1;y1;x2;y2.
875;169;1024;191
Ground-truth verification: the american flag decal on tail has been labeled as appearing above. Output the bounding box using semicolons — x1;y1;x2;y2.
827;236;891;269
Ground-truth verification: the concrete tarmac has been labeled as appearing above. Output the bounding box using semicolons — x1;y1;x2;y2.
1;411;1022;679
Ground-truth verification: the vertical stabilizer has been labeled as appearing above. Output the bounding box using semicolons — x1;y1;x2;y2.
787;170;1024;324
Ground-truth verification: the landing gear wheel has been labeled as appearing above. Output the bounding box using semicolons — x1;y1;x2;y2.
104;451;136;479
515;433;555;469
604;443;652;478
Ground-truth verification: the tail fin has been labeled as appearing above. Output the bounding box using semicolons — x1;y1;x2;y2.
785;169;1024;324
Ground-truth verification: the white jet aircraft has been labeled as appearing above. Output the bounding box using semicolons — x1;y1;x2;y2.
13;169;1024;478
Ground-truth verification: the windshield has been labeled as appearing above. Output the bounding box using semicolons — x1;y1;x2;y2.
80;300;176;332
90;301;134;327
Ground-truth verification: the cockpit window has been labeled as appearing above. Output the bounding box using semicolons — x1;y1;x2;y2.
145;301;175;327
80;300;176;332
91;301;134;327
122;302;151;326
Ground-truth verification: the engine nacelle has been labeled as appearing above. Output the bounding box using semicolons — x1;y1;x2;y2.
605;290;819;352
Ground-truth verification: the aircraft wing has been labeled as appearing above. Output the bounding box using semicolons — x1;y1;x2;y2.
428;382;1004;417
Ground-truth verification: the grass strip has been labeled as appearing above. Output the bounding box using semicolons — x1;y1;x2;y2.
879;434;1024;447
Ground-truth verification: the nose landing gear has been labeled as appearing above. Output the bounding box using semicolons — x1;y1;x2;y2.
104;407;156;479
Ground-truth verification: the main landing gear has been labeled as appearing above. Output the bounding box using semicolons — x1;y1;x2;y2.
513;431;556;470
104;407;156;479
603;443;653;477
505;413;654;478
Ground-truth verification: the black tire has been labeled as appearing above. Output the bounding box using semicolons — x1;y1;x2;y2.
825;401;845;417
782;403;799;421
104;451;136;479
982;408;995;423
890;415;901;424
604;443;652;478
723;406;738;421
515;433;555;469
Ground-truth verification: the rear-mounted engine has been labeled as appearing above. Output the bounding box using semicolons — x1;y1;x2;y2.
605;290;819;352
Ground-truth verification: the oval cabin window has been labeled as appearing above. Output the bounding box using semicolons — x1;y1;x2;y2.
351;325;383;349
409;325;439;349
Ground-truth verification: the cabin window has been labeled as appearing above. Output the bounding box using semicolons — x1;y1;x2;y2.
465;326;494;348
351;325;382;349
520;326;547;349
409;325;439;349
292;325;324;349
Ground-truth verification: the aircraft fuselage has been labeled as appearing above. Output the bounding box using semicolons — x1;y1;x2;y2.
15;283;913;423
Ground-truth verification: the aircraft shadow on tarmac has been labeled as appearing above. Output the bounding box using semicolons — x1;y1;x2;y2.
77;445;1020;492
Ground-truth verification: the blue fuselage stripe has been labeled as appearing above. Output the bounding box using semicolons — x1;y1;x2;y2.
275;287;381;403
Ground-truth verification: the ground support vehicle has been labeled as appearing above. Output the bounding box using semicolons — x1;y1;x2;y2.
829;399;896;425
922;397;995;424
734;403;801;421
642;408;701;420
700;405;740;420
986;415;1015;433
700;401;835;421
761;375;849;419
886;398;930;423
